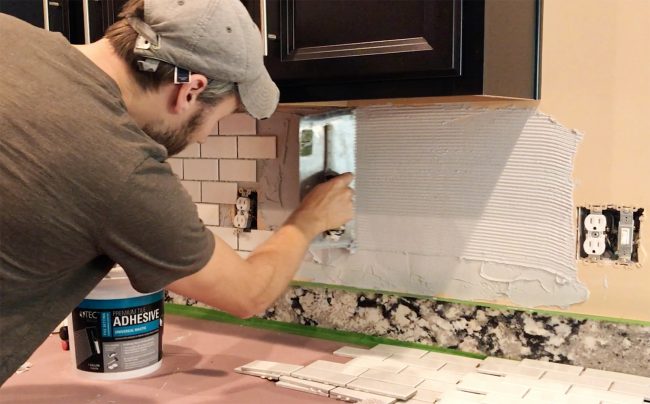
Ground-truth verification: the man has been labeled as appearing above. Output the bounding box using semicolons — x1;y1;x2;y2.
0;0;354;385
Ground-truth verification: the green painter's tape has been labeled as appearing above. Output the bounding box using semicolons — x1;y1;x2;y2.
164;304;485;359
289;281;650;327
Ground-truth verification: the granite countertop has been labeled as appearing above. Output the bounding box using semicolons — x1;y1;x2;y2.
0;314;348;403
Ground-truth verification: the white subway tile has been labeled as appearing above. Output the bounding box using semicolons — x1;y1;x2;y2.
201;136;237;158
391;355;446;371
329;387;397;404
542;370;612;390
238;229;273;251
412;388;446;403
346;377;417;400
457;373;529;397
416;379;458;394
423;352;482;368
180;181;201;202
601;400;644;404
201;181;238;204
219;159;256;182
370;344;428;358
519;359;583;375
167;158;184;178
568;385;644;404
437;390;486;403
196;203;219;226
277;375;335;396
361;368;423;387
175;143;201;158
581;368;650;386
400;366;450;381
219;113;257;135
234;366;279;380
483;357;519;366
333;347;390;360
609;380;650;399
523;388;568;402
238;136;277;159
505;373;571;394
413;369;462;384
275;380;329;397
207;226;237;249
345;357;408;373
240;360;303;377
477;362;545;379
305;360;368;376
290;366;357;387
183;159;219;181
440;363;481;375
482;392;530;404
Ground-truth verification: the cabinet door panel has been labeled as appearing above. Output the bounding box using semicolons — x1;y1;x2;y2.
69;0;126;44
0;0;45;28
258;0;461;82
47;0;70;39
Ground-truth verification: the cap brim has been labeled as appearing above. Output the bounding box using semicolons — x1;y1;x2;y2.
237;69;280;120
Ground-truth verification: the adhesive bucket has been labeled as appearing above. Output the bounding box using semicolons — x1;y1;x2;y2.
67;266;164;380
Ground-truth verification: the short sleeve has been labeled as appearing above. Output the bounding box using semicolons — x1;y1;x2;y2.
98;158;215;293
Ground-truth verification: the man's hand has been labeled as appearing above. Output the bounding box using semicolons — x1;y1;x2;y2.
285;173;355;240
168;172;355;318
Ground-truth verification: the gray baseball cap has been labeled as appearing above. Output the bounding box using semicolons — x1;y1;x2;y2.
127;0;279;119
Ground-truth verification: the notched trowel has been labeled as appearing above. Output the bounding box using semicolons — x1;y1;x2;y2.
298;111;356;252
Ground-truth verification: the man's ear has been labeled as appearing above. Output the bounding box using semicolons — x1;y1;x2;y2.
172;74;209;114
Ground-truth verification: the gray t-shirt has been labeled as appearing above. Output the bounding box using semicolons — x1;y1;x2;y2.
0;15;215;384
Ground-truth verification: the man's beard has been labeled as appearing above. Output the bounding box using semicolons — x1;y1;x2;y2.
142;108;204;156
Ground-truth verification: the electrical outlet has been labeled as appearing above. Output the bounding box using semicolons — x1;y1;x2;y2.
233;188;257;231
583;212;606;258
236;196;251;212
583;233;606;256
577;206;644;264
584;213;606;232
233;211;251;229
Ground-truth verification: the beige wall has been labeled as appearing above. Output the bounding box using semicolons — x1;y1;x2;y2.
536;0;650;321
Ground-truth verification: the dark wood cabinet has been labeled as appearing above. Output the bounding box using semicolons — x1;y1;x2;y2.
0;0;70;38
1;0;45;29
261;0;461;81
243;0;542;102
68;0;128;44
1;0;127;44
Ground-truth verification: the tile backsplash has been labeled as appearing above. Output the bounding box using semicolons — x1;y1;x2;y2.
168;112;279;254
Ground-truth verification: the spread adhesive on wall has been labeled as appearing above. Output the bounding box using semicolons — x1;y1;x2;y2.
297;104;588;308
67;266;164;380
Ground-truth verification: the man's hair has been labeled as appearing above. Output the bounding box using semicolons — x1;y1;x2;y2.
104;0;234;106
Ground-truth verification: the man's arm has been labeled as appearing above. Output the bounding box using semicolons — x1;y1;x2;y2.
167;173;354;318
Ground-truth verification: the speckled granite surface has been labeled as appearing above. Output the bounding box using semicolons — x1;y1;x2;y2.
166;286;650;377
